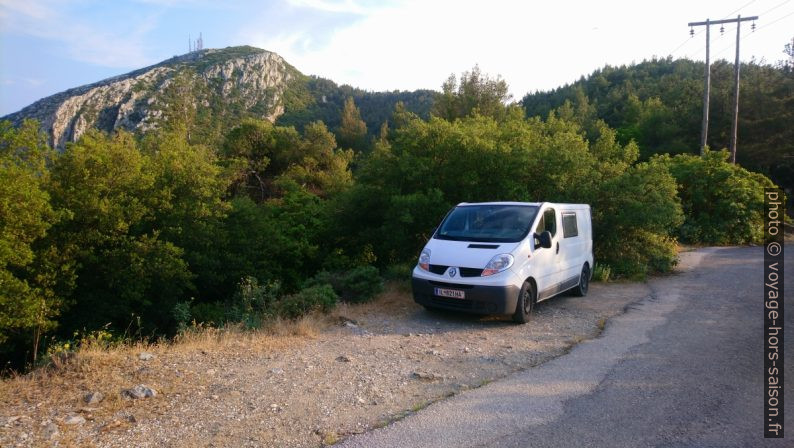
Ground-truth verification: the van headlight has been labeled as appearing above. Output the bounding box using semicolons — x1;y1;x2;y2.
418;248;431;271
482;254;514;276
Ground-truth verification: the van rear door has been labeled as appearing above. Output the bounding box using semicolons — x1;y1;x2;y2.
559;209;584;288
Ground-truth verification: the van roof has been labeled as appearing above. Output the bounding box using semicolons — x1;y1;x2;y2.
456;201;589;208
456;201;541;206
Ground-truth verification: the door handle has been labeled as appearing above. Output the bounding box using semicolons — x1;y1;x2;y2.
556;242;560;254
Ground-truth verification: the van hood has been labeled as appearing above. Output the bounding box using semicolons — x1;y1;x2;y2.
423;238;521;269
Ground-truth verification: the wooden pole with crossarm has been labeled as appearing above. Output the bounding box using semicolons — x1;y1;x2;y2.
688;15;758;161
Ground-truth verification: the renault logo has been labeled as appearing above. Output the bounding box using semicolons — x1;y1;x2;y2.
449;267;457;278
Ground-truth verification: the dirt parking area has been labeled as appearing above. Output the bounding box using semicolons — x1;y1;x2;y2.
1;279;651;447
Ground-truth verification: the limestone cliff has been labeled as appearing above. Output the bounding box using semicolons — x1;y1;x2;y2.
1;46;297;149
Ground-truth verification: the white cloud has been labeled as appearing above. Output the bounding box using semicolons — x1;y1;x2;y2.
287;0;369;15
0;0;54;20
0;0;157;68
245;0;794;98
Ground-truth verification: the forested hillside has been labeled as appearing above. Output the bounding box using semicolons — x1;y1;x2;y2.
0;59;781;372
521;57;794;195
278;75;434;146
0;46;433;154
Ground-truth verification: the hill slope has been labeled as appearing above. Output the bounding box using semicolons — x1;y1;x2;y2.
1;46;435;150
2;46;300;150
521;57;794;192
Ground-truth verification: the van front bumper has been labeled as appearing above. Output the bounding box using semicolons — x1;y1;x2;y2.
412;276;520;315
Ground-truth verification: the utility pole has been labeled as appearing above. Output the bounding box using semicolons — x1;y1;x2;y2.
688;15;757;161
729;16;754;163
688;18;711;155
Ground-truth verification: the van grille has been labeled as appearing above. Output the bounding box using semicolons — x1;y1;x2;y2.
429;265;483;277
459;267;484;277
428;264;448;275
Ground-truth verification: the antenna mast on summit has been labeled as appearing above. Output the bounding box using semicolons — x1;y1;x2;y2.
188;33;204;53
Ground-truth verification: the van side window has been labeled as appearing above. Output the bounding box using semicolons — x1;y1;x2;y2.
542;208;556;237
562;212;578;238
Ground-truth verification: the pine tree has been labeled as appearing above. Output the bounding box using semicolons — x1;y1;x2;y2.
337;97;368;151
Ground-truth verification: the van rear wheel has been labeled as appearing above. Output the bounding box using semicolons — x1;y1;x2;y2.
512;281;535;324
573;265;590;297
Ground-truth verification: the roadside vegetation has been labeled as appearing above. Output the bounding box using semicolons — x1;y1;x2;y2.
0;61;782;371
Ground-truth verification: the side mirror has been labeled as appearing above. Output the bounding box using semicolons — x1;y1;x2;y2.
535;230;552;249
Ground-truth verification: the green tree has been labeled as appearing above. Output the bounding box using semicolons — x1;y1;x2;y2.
223;119;353;200
282;121;353;196
141;129;231;303
156;70;199;141
0;120;60;360
659;150;778;244
593;158;683;277
338;108;680;276
222;119;301;201
433;65;512;121
521;57;793;200
336;97;368;151
47;130;192;334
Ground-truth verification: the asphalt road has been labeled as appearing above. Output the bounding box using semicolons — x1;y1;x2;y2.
340;246;793;448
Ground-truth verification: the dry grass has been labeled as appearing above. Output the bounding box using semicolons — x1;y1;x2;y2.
597;317;607;331
0;283;411;413
0;283;417;448
331;281;414;321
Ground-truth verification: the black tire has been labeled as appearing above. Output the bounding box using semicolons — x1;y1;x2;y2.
512;281;535;324
573;264;590;297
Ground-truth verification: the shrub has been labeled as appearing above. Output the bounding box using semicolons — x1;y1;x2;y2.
228;276;281;328
384;262;414;281
190;302;227;326
659;150;779;245
592;158;683;277
592;263;611;282
172;301;192;332
306;266;383;303
277;284;338;319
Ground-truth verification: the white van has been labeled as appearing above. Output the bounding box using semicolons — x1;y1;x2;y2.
412;202;593;323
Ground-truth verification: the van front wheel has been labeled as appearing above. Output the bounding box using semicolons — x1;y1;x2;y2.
512;281;535;324
573;265;590;297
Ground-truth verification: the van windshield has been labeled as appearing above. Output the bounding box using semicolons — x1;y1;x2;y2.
434;204;539;243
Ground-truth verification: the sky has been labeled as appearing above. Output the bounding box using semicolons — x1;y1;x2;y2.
1;0;792;116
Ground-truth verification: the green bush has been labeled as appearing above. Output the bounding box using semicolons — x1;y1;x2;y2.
172;301;192;332
592;263;611;282
277;284;338;319
384;262;414;281
190;301;227;326
228;276;281;328
306;266;383;303
592;158;683;277
659;150;778;245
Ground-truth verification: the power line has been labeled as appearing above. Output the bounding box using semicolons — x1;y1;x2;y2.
723;0;758;18
670;36;697;56
678;0;760;59
687;14;758;158
756;8;794;29
711;8;794;58
757;0;791;17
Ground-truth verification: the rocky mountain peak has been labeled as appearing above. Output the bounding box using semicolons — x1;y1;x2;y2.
1;46;297;150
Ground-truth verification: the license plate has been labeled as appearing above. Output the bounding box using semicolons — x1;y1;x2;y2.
434;288;465;299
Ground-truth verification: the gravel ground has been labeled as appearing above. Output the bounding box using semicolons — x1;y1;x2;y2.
0;279;650;448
